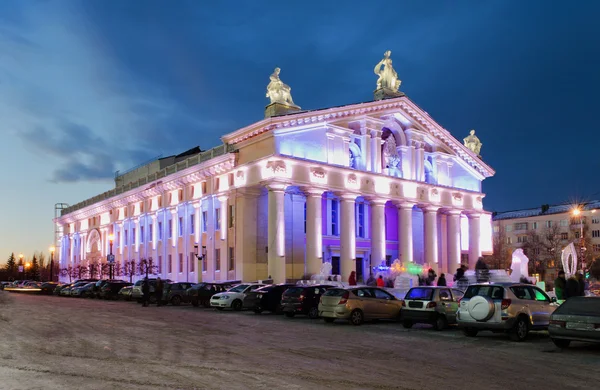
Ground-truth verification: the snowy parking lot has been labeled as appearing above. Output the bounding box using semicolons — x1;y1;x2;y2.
0;292;598;390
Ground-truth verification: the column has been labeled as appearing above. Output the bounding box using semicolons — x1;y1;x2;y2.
396;202;415;262
235;189;259;282
423;206;439;272
447;210;462;271
133;218;140;253
267;183;287;283
305;189;324;276
369;199;386;270
151;215;158;250
370;129;382;173
218;195;229;280
468;213;481;269
339;194;356;280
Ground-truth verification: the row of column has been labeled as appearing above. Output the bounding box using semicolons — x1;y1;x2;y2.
266;182;482;283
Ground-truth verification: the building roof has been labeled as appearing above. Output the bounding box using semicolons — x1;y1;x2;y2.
493;200;600;221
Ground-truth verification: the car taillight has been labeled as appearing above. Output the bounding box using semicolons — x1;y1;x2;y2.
426;302;436;308
299;295;305;301
338;292;349;305
501;299;511;310
550;320;566;328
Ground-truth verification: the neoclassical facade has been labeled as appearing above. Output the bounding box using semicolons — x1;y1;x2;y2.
55;54;495;284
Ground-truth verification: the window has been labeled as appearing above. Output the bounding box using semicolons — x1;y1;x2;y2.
493;226;499;233
168;220;173;238
228;247;234;271
533;248;541;255
178;217;183;237
532;222;538;230
529;287;550;302
510;286;533;300
561;232;568;240
190;214;195;235
215;248;221;271
593;244;600;253
331;199;339;236
594;230;600;238
124;229;129;245
517;236;527;243
546;221;553;228
357;203;365;238
560;219;568;227
506;237;512;244
202;211;208;232
158;221;163;240
514;222;528;231
438;289;452;301
215;208;221;231
140;226;144;243
372;288;394;300
593;218;600;224
505;225;513;232
575;231;581;239
179;253;183;273
202;250;207;273
304;202;307;234
132;228;136;244
148;223;153;242
189;252;195;272
157;255;162;273
168;254;172;273
228;205;234;228
117;231;121;247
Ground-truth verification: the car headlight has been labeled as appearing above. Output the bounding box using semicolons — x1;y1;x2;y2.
221;295;230;299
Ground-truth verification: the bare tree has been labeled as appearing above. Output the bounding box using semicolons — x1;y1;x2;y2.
60;265;75;283
122;260;137;283
138;258;159;279
488;226;512;270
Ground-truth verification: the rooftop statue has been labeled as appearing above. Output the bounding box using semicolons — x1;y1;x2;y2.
463;129;482;155
374;50;401;92
266;67;298;107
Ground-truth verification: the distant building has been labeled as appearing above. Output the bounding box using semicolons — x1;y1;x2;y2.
493;201;600;285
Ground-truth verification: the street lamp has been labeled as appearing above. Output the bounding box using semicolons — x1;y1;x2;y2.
108;234;114;279
572;207;586;271
25;262;31;280
49;246;55;282
194;245;207;273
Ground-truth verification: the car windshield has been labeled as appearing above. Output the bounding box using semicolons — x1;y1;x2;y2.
554;297;600;316
406;288;434;300
228;284;249;293
255;286;274;293
464;285;504;299
323;289;347;297
284;287;306;295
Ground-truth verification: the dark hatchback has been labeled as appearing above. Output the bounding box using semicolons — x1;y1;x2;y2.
187;281;240;307
99;281;132;300
281;285;332;319
162;282;195;306
38;282;59;295
243;283;296;314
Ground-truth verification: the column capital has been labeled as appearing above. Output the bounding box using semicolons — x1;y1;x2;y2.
263;181;288;193
217;194;229;202
394;201;416;210
370;128;382;138
335;192;358;202
365;197;388;206
466;212;481;219
421;205;440;214
302;187;326;198
445;209;463;216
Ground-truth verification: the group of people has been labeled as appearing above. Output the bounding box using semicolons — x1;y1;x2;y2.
348;271;387;287
554;271;586;300
140;277;164;307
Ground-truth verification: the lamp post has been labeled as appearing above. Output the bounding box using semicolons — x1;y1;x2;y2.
108;234;114;279
194;245;207;276
49;246;55;282
572;208;586;271
25;262;31;280
19;253;24;280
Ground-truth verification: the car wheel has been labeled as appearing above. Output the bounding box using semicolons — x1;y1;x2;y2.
284;312;295;318
433;315;447;331
232;300;243;311
216;307;224;311
509;317;529;342
462;328;478;337
308;307;319;319
350;309;364;326
202;299;210;308
171;296;181;306
254;307;263;314
403;320;413;329
552;338;571;349
191;298;199;307
323;318;335;323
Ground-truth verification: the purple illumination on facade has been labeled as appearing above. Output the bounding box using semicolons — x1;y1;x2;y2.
384;202;398;241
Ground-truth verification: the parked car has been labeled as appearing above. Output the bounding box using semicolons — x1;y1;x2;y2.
99;281;132;300
548;296;600;348
38;282;59;295
131;278;172;303
243;284;296;314
118;285;133;301
281;285;332;319
457;283;557;341
210;283;265;311
92;280;127;298
60;281;88;296
71;282;96;297
319;286;404;325
401;287;464;330
187;281;240;307
162;282;195;306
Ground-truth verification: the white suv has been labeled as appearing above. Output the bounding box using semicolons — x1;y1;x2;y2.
210;283;265;311
457;283;558;341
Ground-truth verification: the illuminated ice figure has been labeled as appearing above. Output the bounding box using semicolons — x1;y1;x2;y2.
319;262;332;277
561;243;578;278
510;249;529;282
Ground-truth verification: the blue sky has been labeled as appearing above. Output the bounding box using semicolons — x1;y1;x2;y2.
1;0;599;260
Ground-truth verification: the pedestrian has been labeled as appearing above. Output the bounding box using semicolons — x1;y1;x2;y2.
155;277;164;306
376;275;385;287
437;273;447;287
565;276;579;299
426;268;437;286
576;272;585;296
348;271;357;286
141;277;150;307
366;274;376;286
554;271;566;300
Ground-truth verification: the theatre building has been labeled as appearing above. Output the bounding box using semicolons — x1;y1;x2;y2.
55;52;495;284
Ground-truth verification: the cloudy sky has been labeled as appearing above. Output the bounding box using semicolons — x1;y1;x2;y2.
1;0;599;260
